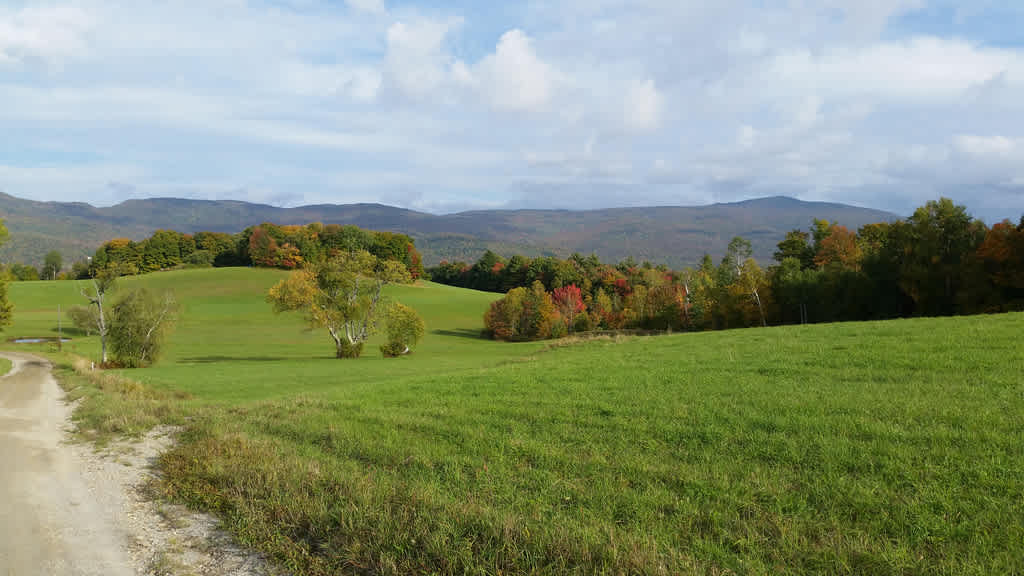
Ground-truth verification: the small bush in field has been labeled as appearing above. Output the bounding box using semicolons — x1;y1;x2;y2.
380;302;425;357
108;288;177;368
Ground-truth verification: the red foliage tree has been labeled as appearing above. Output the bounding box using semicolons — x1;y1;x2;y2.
248;227;279;268
406;243;424;279
978;220;1024;297
552;284;586;332
814;225;862;270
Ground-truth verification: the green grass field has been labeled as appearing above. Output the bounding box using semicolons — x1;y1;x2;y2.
5;269;1024;575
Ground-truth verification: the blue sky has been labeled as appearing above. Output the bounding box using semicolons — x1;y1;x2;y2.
1;0;1023;222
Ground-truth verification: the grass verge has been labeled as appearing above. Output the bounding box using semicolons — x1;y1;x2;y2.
48;352;190;444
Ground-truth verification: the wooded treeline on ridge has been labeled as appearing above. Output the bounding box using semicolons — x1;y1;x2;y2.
83;222;424;280
429;198;1024;340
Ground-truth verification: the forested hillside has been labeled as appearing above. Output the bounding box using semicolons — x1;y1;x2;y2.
0;192;896;268
433;198;1024;340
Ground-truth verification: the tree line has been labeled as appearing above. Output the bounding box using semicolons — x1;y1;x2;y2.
426;198;1024;341
19;222;425;281
4;250;64;281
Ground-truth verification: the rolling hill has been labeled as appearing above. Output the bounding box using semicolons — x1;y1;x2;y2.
0;192;898;268
5;270;1022;574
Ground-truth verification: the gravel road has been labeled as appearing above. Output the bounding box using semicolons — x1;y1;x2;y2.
0;352;270;576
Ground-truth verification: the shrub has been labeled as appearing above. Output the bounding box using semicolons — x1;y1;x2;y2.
380;302;425;357
67;305;98;335
338;340;363;359
185;249;215;268
107;288;176;368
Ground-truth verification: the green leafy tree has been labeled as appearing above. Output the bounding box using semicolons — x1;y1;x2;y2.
718;237;752;287
380;302;426;357
9;263;40;281
94;238;142;275
70;260;92;280
42;251;63;280
902;198;984;316
773;257;821;324
267;250;411;358
0;218;12;329
811;219;836;254
736;258;769;327
185;250;215;268
141;229;184;271
107;288;177;367
774;230;815;269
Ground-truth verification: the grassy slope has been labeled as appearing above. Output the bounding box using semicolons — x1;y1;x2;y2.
5;269;1024;575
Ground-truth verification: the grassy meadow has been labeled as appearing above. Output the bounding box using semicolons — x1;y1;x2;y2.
4;268;1024;575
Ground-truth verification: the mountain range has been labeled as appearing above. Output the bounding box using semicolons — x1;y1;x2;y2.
0;192;899;269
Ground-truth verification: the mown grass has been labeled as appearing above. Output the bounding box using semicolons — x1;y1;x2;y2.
4;269;1024;575
0;356;11;377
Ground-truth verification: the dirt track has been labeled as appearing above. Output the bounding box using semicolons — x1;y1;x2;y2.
0;352;134;575
0;352;270;576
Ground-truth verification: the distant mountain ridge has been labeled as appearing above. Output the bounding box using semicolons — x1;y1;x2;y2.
0;192;899;269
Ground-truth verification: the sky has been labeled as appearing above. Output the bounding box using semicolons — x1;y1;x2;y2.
1;0;1023;222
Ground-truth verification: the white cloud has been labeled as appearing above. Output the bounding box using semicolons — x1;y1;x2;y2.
385;18;461;98
624;78;662;132
478;29;554;111
738;125;757;149
345;0;385;15
0;162;147;205
451;60;475;87
954;135;1021;158
278;62;382;102
0;4;93;65
763;38;1022;103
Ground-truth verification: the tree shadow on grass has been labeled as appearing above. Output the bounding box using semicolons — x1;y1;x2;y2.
182;355;293;364
56;327;93;337
182;355;344;364
432;328;486;340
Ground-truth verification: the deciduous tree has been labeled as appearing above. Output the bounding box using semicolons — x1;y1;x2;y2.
774;230;815;269
108;288;177;367
248;227;280;268
267;250;411;358
814;225;862;271
552;284;585;332
381;302;426;357
43;251;63;280
79;265;120;364
0;219;12;329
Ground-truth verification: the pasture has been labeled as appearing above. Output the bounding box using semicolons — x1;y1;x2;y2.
5;269;1023;575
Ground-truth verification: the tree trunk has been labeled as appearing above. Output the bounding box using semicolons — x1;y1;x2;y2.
96;298;108;365
753;288;766;328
